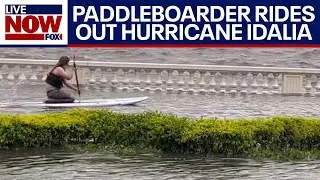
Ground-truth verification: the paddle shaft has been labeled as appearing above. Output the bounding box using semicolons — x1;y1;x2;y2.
73;55;81;97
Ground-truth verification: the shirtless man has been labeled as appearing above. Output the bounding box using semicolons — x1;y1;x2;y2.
45;56;80;102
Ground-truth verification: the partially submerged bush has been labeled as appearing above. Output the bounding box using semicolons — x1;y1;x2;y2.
0;109;320;159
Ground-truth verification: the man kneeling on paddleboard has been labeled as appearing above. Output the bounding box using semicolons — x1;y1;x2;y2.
45;56;80;103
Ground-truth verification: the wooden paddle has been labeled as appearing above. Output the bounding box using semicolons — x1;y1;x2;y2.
73;55;81;97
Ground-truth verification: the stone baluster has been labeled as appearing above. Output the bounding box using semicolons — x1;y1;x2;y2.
187;71;196;94
255;73;264;95
194;71;202;94
126;69;135;92
249;73;259;94
154;70;163;92
30;65;40;81
272;73;281;94
177;71;185;93
41;67;49;81
137;69;145;92
110;68;120;91
198;71;208;94
1;65;8;80
18;65;27;81
130;69;139;92
94;68;102;90
88;68;97;90
99;68;108;92
218;73;227;94
214;72;222;93
229;73;238;95
132;69;141;92
261;73;270;94
311;74;318;96
166;70;174;93
39;66;45;81
172;70;180;94
117;68;126;92
304;75;313;96
144;69;153;92
7;65;15;81
208;72;217;94
0;65;4;80
151;69;160;93
315;75;320;96
120;69;130;91
94;75;102;91
240;73;249;95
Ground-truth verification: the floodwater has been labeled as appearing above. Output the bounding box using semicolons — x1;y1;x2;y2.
1;48;320;68
0;48;320;179
0;148;319;180
1;83;320;119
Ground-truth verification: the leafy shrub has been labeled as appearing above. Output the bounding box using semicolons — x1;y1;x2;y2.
1;109;320;158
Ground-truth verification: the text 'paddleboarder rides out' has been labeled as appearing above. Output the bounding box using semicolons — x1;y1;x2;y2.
45;56;80;103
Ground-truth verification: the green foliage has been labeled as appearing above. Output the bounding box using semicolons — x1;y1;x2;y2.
1;109;320;159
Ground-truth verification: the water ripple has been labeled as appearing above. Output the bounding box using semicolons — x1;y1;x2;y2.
1;48;320;68
1;83;320;118
0;149;319;180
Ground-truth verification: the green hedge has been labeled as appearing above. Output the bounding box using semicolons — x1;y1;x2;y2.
1;109;320;159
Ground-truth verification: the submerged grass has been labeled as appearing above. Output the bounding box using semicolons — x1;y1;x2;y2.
0;109;320;160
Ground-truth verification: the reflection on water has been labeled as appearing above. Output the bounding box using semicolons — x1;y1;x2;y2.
0;148;319;180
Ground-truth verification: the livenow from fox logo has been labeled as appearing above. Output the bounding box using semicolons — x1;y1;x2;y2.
0;0;68;46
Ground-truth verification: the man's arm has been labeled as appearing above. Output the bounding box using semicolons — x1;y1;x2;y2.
55;67;74;80
62;79;79;91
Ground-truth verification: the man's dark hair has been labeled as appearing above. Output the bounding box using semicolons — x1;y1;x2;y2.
57;56;70;66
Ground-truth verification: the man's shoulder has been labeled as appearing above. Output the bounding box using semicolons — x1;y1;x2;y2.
54;66;64;72
52;66;65;75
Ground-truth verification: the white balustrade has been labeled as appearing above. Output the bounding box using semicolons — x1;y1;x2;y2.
1;58;320;96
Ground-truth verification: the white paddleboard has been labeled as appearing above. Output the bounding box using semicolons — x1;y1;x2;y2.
0;96;149;108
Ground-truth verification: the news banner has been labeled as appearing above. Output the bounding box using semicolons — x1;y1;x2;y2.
1;0;319;47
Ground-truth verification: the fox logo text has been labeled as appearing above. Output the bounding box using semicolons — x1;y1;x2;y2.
0;0;68;46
